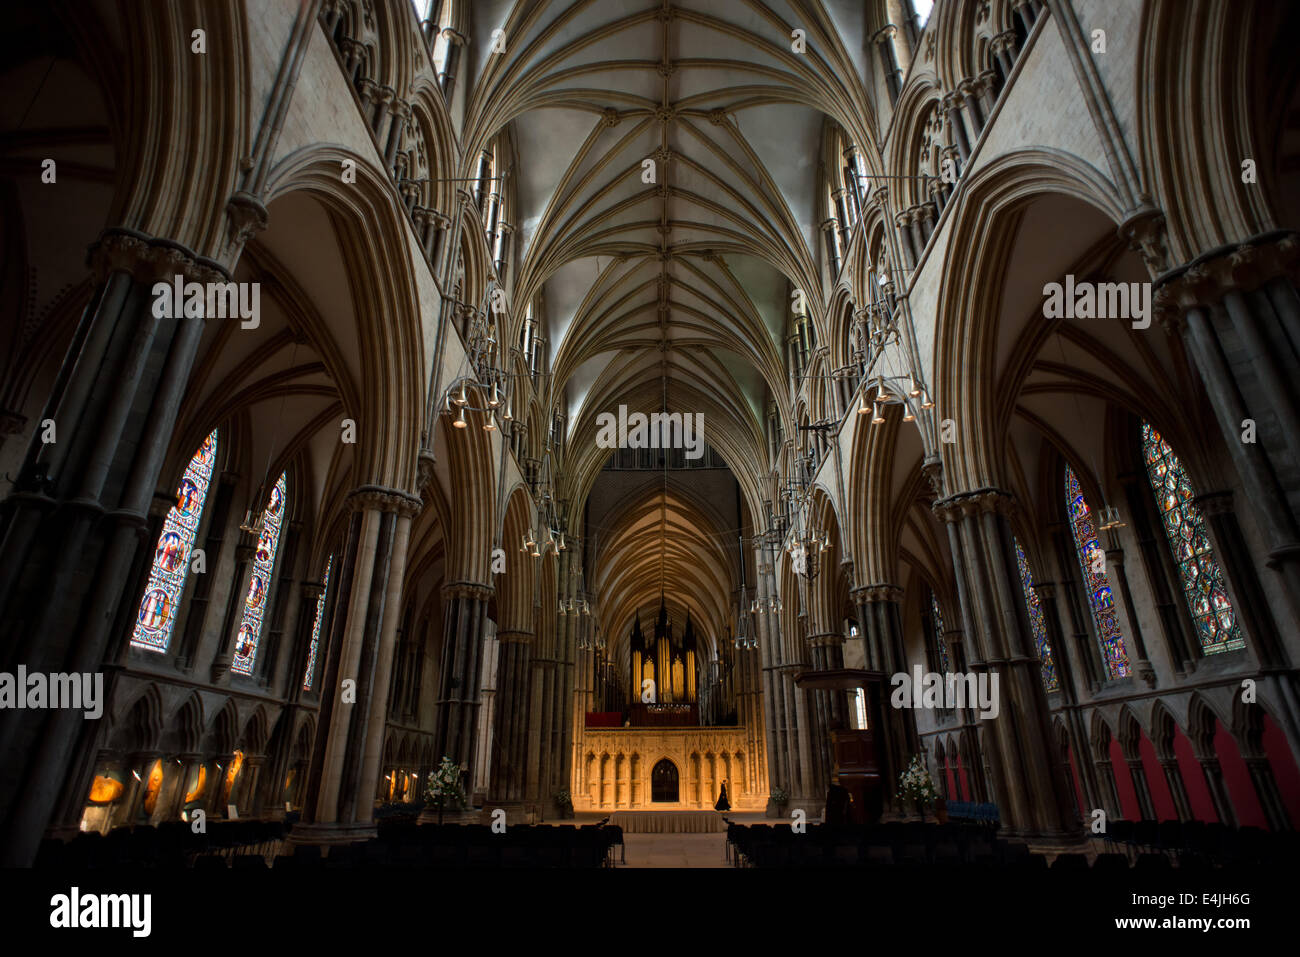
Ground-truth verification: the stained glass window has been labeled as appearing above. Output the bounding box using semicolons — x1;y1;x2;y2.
131;430;218;653
231;472;287;676
929;591;951;674
1141;422;1245;654
1013;536;1059;692
303;555;332;691
1065;465;1130;678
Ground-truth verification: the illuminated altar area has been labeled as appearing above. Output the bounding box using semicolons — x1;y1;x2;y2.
573;603;767;813
574;724;765;812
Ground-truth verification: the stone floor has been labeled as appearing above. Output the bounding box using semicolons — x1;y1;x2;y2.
619;832;731;868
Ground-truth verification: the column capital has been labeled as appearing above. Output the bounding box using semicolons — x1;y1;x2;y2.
441;580;493;602
496;629;534;645
1155;229;1300;311
872;23;898;43
992;30;1018;54
87;228;230;286
851;582;903;604
932;487;1017;522
807;632;844;649
347;484;423;517
1117;203;1168;274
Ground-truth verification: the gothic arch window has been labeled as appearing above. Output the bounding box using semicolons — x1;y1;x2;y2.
303;555;333;691
1013;536;1059;692
232;472;288;676
929;590;950;673
131;429;219;654
1064;465;1130;679
1140;422;1245;655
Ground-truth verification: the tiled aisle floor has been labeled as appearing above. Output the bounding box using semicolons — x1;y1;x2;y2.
620;832;731;868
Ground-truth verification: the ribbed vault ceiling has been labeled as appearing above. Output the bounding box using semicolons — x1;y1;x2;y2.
461;0;883;498
592;485;737;674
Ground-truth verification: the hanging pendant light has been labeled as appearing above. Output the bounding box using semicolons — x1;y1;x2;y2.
240;506;265;536
908;375;922;398
453;405;467;429
871;400;886;425
483;413;496;432
920;390;935;410
903;403;916;422
1098;504;1127;531
489;382;501;408
857;389;870;415
453;381;468;406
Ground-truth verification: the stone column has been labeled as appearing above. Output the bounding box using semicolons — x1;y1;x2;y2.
755;556;788;808
873;24;903;105
1034;582;1103;816
491;629;532;803
1158;756;1194;821
210;541;257;683
1154;234;1300;612
258;578;325;816
957;77;986;140
933;489;1079;841
175;471;239;671
992;31;1018;82
1242;755;1293;831
0;230;228;866
1101;539;1156;687
159;753;203;823
1124;756;1157;821
942;91;972;164
1197;755;1237;827
232;753;265;818
894;210;917;270
439;30;466;101
433;580;495;784
853;583;916;812
293;486;420;844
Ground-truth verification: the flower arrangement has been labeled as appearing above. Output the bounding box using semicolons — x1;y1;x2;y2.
555;790;573;817
424;756;467;823
896;755;938;810
770;785;788;806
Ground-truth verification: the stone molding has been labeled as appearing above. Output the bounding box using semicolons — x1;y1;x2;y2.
347;484;423;517
88;229;230;286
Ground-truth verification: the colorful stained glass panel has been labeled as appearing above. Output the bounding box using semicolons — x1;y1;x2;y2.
131;430;218;652
1014;537;1060;692
231;472;287;676
1065;465;1130;678
303;555;332;691
1141;423;1244;655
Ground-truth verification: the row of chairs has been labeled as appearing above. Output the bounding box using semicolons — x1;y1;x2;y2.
268;824;618;869
726;821;1000;868
944;801;1001;825
1101;820;1298;865
36;820;287;869
729;824;1202;870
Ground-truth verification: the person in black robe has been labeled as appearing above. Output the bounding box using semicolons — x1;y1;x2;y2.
825;775;852;826
714;782;730;812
